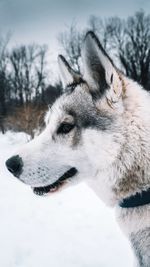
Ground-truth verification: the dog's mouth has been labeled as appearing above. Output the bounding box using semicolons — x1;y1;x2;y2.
32;167;77;196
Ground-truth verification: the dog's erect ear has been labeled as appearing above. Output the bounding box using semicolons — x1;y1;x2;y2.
82;31;122;99
58;55;81;88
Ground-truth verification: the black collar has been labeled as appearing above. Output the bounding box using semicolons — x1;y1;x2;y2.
119;188;150;208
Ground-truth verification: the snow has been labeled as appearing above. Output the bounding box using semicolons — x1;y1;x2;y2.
0;131;133;267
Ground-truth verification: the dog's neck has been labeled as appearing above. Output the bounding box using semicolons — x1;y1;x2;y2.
87;77;150;207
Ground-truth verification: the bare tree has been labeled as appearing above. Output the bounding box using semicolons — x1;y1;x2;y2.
0;33;11;133
123;11;150;89
88;15;113;50
101;11;150;90
9;44;48;105
58;23;84;72
34;45;48;102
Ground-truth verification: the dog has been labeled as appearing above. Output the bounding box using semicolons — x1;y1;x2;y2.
6;31;150;266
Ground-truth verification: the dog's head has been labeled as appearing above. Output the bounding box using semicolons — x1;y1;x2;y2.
6;32;125;196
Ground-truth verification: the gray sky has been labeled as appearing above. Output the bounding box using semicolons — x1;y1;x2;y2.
0;0;149;81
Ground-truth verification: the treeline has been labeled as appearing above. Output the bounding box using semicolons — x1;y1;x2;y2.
0;38;62;135
0;10;150;137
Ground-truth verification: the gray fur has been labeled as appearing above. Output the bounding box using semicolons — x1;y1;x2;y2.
64;87;114;131
130;228;150;266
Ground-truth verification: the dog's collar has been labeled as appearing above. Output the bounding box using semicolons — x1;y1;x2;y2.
119;188;150;208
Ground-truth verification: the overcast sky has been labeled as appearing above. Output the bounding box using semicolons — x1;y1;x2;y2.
0;0;149;81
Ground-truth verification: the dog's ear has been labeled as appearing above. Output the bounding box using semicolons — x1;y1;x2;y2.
58;55;81;88
82;31;122;99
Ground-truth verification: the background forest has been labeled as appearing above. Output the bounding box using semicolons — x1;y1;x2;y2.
0;10;150;137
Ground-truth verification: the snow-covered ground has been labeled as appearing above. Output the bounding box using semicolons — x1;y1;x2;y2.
0;132;133;267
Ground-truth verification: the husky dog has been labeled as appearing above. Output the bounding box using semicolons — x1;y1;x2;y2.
6;32;150;266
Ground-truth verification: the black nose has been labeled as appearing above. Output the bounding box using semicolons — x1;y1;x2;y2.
5;155;23;178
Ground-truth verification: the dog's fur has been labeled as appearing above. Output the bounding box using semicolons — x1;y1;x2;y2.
6;32;150;266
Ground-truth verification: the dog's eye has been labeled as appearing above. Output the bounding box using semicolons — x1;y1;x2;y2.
57;123;75;135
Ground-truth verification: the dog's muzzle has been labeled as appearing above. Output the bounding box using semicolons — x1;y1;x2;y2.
5;155;77;196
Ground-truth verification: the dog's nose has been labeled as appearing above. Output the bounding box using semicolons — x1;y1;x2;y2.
5;155;23;178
